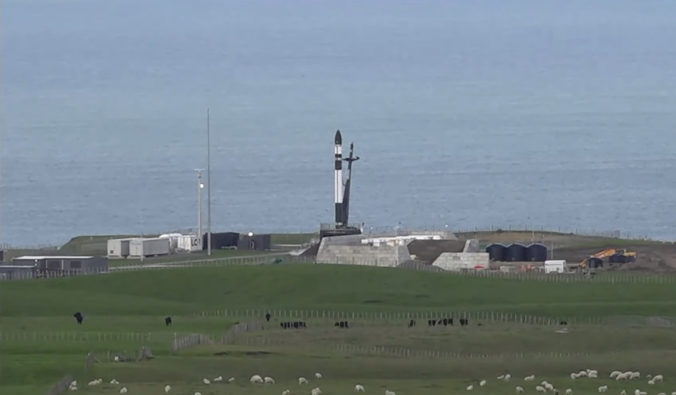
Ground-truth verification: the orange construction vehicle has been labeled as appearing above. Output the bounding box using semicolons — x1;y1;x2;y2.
580;248;637;269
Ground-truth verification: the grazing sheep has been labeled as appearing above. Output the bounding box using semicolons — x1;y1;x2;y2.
299;377;309;385
250;375;264;384
649;379;656;385
524;375;535;381
164;384;171;393
504;374;511;381
578;371;588;378
657;393;666;395
479;379;487;387
213;376;223;382
497;375;505;380
355;384;365;392
654;374;664;383
620;390;626;395
228;377;235;383
544;382;554;392
630;372;640;380
88;379;100;386
611;371;623;379
385;390;395;395
282;390;290;395
311;387;322;395
598;385;608;392
566;389;572;394
194;393;201;395
315;373;323;379
570;373;578;380
264;376;276;384
466;384;473;391
515;386;524;393
634;390;647;395
536;385;546;393
202;378;210;385
119;388;128;394
110;379;120;385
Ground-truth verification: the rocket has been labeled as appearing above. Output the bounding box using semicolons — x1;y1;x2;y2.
334;130;344;226
334;130;359;228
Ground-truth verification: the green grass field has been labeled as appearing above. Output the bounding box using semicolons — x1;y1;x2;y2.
3;264;676;394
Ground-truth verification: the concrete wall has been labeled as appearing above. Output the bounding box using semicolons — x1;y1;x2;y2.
316;243;410;267
432;252;489;271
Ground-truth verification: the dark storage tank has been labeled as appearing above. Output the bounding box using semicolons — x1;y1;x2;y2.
526;243;548;262
505;243;527;262
485;243;507;262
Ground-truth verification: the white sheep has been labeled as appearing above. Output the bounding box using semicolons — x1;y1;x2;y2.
524;375;535;381
202;378;210;385
620;390;626;395
315;373;323;379
466;384;473;391
119;388;128;394
355;384;365;392
515;386;524;394
566;389;573;394
649;379;656;385
282;390;290;395
384;390;395;395
479;379;487;387
504;374;511;381
88;380;100;386
570;372;578;380
312;387;322;395
213;376;223;382
228;377;236;383
250;375;264;384
194;392;201;395
630;372;640;380
497;375;505;380
598;385;608;392
654;374;664;382
110;379;120;385
657;392;667;395
264;376;276;384
164;384;171;393
611;371;623;379
299;377;309;385
578;371;588;378
536;385;546;393
635;390;647;395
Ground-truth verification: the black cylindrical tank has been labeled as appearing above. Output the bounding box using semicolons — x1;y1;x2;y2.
485;243;506;261
505;243;527;262
526;243;548;262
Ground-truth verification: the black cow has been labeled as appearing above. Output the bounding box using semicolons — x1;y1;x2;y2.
73;312;83;325
559;320;568;326
165;316;172;326
334;321;349;328
265;312;271;322
459;318;469;326
408;319;416;327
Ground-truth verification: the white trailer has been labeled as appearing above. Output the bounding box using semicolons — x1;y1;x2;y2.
129;238;170;258
177;235;203;252
107;239;131;259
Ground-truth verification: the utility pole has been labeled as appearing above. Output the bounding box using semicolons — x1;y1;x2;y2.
206;108;212;256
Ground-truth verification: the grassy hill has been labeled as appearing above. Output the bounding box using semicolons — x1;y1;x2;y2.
3;264;676;394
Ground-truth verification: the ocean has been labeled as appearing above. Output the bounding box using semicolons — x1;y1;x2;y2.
2;0;676;247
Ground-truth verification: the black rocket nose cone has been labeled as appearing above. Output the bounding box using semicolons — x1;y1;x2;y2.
335;130;342;145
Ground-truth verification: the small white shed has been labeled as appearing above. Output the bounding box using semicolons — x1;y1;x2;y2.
544;260;566;273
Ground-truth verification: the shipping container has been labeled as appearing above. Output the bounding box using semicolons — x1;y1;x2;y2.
129;238;170;258
177;235;203;252
107;239;131;258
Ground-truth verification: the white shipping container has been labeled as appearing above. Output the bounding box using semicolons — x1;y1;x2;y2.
129;238;170;258
107;239;131;258
177;235;203;252
544;260;566;273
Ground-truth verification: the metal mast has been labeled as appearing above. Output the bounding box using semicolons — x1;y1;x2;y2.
207;108;212;256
